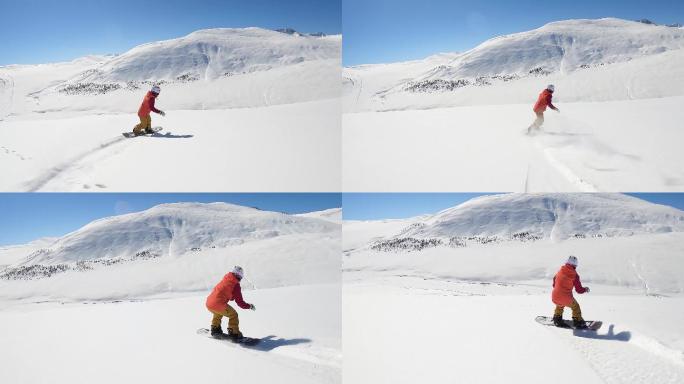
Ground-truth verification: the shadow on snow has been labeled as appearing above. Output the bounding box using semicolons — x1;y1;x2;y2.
573;324;631;342
251;335;312;352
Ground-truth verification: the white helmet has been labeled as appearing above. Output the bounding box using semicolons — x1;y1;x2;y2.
232;265;244;279
566;255;578;266
547;84;555;92
151;85;161;94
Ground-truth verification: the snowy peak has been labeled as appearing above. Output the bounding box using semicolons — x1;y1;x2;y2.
434;18;684;78
24;202;339;264
397;194;684;241
88;27;340;82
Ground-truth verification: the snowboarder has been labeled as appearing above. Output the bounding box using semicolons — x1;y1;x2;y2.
551;255;590;329
132;85;165;136
528;84;559;133
205;266;256;341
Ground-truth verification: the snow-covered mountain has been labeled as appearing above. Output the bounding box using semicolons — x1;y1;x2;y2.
395;194;684;241
0;203;340;301
0;27;341;115
420;18;684;80
343;193;684;294
20;202;338;264
81;28;340;82
344;18;684;111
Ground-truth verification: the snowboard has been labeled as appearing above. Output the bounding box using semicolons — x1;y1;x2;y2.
535;316;602;331
196;328;261;346
122;126;163;138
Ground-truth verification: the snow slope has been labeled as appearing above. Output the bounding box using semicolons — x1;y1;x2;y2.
297;208;343;223
0;28;341;191
344;278;684;384
0;284;341;384
2;99;340;191
0;202;342;383
343;19;684;192
343;96;684;191
343;193;684;383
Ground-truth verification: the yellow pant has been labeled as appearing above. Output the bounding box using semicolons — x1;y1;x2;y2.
133;115;152;134
529;111;544;132
209;304;239;333
554;298;583;320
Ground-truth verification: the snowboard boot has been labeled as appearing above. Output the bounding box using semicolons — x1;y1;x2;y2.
210;326;225;339
226;328;244;343
552;315;567;327
144;127;156;134
573;318;588;329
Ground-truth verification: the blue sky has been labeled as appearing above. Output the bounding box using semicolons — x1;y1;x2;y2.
343;0;684;65
0;193;341;246
0;0;341;65
343;193;684;220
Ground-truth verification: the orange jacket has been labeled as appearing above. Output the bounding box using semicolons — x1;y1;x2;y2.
551;264;587;306
206;272;251;313
533;89;556;113
137;91;161;117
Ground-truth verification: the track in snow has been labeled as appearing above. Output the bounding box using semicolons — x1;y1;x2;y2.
24;135;128;191
343;276;684;383
547;324;684;383
0;285;341;384
524;113;645;192
2;99;340;192
343;97;683;192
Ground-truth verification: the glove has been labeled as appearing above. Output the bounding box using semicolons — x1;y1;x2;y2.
249;304;256;311
585;287;590;293
159;110;166;116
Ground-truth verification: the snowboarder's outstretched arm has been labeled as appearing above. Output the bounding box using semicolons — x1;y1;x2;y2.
232;284;253;310
573;275;589;293
546;93;559;112
147;96;164;115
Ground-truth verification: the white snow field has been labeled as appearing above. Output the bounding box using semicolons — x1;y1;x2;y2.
343;18;684;191
0;203;341;384
0;28;341;191
343;194;684;383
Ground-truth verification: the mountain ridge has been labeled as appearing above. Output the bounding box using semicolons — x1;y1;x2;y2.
343;17;684;111
11;202;338;266
388;193;684;241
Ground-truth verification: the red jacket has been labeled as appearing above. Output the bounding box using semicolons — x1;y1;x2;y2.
533;89;556;113
206;272;251;313
138;91;161;117
551;264;587;306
